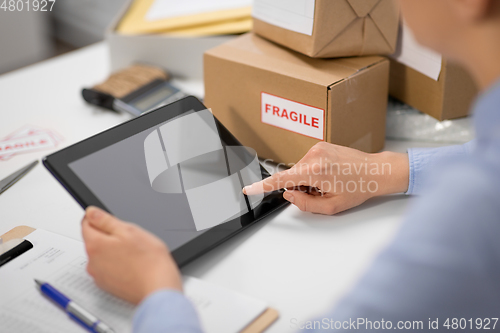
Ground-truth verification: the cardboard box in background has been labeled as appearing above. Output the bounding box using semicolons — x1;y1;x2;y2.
204;33;389;165
389;24;478;120
252;0;400;58
106;0;238;79
389;60;478;121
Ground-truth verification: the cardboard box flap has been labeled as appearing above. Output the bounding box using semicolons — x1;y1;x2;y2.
347;0;382;17
326;56;388;88
311;0;397;57
312;0;359;55
332;56;388;72
369;0;400;52
252;0;399;58
207;34;367;87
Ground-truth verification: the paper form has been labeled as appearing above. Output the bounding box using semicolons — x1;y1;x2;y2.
252;0;316;36
391;23;443;81
0;230;269;333
0;229;134;333
146;0;252;21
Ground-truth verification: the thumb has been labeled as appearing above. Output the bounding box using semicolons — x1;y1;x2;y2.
243;169;309;196
283;190;345;215
85;206;123;235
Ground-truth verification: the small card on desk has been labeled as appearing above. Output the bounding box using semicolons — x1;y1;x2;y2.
0;227;278;333
0;126;63;161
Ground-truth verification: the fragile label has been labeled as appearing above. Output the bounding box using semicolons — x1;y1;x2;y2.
0;126;63;161
261;92;324;140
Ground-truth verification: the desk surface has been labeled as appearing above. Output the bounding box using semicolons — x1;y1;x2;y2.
0;43;448;332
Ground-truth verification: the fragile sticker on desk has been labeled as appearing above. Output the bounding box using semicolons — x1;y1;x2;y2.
0;126;63;161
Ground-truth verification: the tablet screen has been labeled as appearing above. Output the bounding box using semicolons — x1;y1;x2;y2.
44;97;288;266
68;109;265;251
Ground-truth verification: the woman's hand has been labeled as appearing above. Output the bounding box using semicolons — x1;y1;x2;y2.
244;142;409;215
81;206;182;305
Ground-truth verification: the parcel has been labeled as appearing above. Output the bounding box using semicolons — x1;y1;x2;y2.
252;0;400;58
204;33;389;165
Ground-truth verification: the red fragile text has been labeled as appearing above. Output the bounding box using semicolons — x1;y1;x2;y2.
0;138;49;152
265;104;319;128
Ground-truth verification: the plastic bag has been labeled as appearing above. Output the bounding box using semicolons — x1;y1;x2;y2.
386;98;474;144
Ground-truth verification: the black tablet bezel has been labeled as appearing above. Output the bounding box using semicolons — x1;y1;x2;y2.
43;96;288;267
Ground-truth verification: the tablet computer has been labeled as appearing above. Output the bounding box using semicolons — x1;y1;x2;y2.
43;96;288;267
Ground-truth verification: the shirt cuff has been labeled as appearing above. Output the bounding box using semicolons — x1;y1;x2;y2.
133;289;203;333
406;142;474;195
407;147;424;195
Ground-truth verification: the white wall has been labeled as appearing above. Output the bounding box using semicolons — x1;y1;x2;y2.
52;0;128;47
0;10;53;74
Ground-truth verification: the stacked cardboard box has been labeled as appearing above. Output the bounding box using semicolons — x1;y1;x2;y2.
252;0;400;58
204;0;400;164
389;24;478;121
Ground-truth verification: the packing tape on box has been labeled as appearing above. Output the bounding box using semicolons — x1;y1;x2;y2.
344;75;362;105
144;109;264;231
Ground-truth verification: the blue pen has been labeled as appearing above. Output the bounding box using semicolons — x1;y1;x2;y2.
35;279;115;333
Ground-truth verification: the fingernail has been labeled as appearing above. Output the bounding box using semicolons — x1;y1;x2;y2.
242;185;252;194
283;191;294;203
87;206;104;220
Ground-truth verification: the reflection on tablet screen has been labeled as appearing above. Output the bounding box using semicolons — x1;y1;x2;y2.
68;110;264;251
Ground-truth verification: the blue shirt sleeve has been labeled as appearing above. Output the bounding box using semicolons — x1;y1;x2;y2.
131;80;500;332
133;290;203;333
302;150;500;332
406;141;474;195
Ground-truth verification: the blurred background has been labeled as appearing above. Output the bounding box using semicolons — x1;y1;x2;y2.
0;0;476;145
0;0;127;74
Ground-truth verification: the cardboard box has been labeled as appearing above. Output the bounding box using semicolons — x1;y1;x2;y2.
204;33;389;165
106;0;238;79
389;59;478;121
252;0;400;58
389;23;478;120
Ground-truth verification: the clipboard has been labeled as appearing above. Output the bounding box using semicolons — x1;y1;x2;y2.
0;226;279;333
0;225;36;243
242;308;279;333
0;225;36;267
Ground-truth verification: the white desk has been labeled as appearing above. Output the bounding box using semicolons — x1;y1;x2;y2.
0;43;448;332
